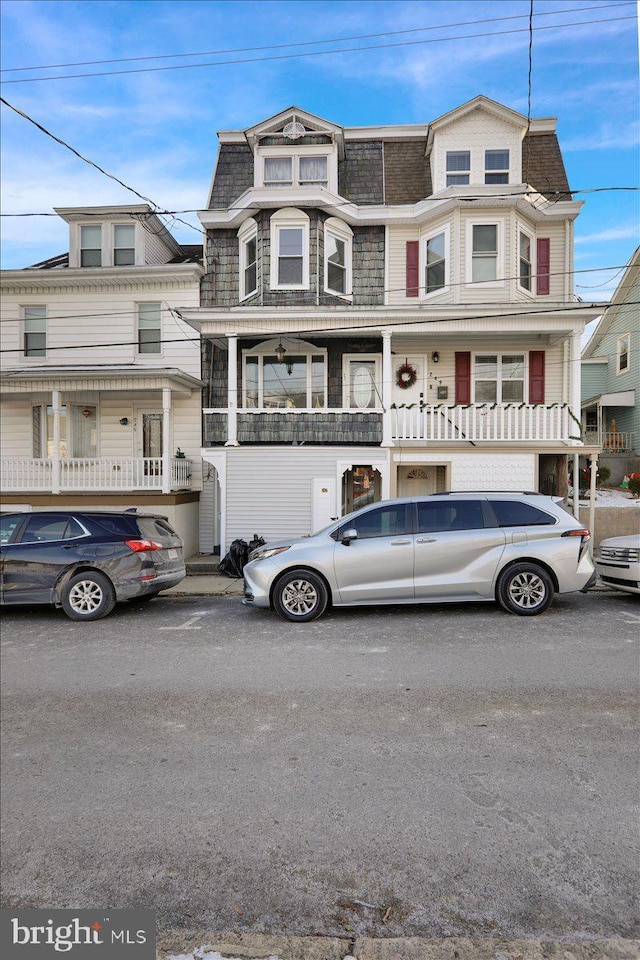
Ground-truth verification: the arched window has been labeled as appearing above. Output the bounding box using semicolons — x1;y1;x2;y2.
243;337;327;409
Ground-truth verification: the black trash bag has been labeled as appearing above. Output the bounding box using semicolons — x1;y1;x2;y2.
218;538;249;578
248;533;266;555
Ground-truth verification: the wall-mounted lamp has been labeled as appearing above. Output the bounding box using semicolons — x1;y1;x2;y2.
431;351;440;364
119;417;129;426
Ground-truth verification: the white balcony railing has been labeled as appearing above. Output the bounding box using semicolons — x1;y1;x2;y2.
583;431;635;452
391;403;573;443
1;458;193;493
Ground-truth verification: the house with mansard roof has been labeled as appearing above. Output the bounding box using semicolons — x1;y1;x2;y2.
0;206;204;554
181;95;602;553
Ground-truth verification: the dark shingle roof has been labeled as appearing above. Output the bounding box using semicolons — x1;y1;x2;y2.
384;139;432;204
27;252;69;270
522;132;571;198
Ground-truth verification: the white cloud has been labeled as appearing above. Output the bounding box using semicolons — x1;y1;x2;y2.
575;225;640;245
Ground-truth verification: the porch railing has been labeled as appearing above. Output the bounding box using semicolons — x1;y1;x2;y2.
1;458;193;493
391;403;572;443
583;431;636;452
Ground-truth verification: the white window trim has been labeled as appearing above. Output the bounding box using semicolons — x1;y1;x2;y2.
617;333;630;375
113;223;137;267
255;144;337;193
270;209;310;291
324;217;353;300
517;224;536;298
465;218;505;288
238;218;258;301
342;354;383;410
242;338;328;409
136;302;163;358
79;223;103;268
420;224;450;300
72;221;140;268
22;305;47;361
445;150;470;187
472;351;528;404
484;149;510;184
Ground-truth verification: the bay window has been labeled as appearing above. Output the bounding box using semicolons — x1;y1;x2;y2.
424;228;448;295
238;218;258;300
474;354;525;403
519;230;533;292
324;218;352;297
468;221;502;284
270;209;309;289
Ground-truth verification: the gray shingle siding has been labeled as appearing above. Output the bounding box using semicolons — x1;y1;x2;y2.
339;141;384;204
384;139;431;203
205;412;383;445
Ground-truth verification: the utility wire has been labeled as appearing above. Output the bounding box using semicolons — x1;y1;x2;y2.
0;14;634;85
0;96;203;237
524;0;534;186
1;3;631;74
0;301;623;356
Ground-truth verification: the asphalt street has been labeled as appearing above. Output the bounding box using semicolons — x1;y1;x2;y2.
1;591;638;944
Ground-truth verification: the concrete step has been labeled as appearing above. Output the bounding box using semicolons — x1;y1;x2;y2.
185;554;221;575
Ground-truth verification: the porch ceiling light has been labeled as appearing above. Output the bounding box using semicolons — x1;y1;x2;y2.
275;340;287;364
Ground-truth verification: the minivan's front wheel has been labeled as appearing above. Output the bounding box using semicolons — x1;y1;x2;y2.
61;571;116;621
273;569;328;622
497;563;554;616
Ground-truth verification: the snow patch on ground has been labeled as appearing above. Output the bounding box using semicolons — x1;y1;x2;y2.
580;488;640;508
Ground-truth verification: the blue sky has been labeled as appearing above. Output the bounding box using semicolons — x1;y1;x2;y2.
1;0;638;307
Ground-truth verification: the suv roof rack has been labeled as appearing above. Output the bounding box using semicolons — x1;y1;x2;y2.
433;491;541;496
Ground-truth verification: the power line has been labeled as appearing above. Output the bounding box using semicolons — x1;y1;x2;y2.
0;301;621;356
0;265;631;323
1;3;630;75
0;96;203;238
0;13;634;85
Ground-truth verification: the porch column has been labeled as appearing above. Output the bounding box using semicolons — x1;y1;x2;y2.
572;452;580;518
381;329;394;448
569;330;582;445
588;451;598;552
225;333;239;447
162;387;171;494
51;390;61;494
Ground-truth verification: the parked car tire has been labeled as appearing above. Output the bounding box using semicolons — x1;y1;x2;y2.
273;569;329;622
61;571;116;621
497;562;554;616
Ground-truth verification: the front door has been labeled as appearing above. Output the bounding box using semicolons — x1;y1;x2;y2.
398;465;445;498
312;478;337;533
392;355;427;408
139;412;163;475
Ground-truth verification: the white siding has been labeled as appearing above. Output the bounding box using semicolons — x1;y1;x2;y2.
431;109;523;193
392;450;536;491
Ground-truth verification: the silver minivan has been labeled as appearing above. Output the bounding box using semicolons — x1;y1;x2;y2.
243;493;596;622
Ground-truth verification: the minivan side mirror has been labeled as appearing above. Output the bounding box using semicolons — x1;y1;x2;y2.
341;528;358;546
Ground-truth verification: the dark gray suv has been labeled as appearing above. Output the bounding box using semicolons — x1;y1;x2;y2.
0;510;185;620
243;492;596;622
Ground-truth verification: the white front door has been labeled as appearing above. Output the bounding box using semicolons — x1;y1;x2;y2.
312;478;337;532
397;465;440;498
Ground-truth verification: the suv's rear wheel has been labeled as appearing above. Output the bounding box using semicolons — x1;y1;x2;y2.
61;571;116;621
497;563;554;616
273;569;328;622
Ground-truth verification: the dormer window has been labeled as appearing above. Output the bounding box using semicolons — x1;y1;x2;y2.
485;150;509;184
446;151;470;186
113;224;135;265
80;225;102;267
263;154;328;188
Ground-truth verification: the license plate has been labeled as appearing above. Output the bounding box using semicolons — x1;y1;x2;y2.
168;548;178;560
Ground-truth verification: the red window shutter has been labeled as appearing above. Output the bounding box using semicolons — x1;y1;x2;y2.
455;352;471;404
406;241;419;297
537;238;550;295
529;350;545;403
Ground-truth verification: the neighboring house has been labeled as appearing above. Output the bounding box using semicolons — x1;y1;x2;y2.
0;206;205;554
183;96;601;552
581;246;639;483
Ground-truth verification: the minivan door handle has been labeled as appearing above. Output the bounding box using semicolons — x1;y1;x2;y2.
390;539;411;546
416;537;437;543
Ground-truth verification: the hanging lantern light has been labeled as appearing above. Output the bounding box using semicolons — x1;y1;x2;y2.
275;339;287;364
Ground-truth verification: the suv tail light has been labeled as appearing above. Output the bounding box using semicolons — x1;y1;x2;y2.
562;529;591;541
125;538;163;552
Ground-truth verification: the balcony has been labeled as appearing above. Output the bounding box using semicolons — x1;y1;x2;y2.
0;457;193;493
203;403;577;446
583;431;636;452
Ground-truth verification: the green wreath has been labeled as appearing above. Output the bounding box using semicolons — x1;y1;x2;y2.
396;360;417;389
